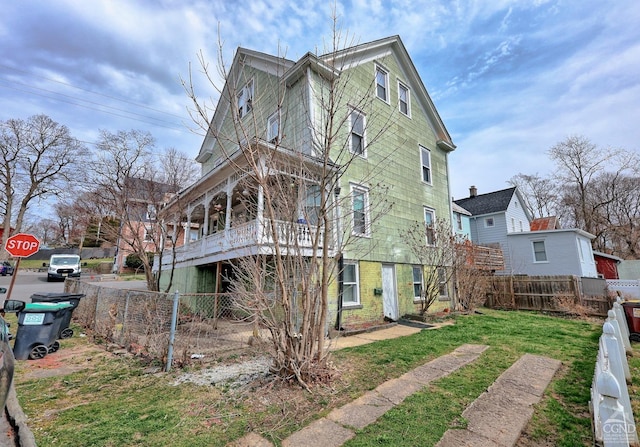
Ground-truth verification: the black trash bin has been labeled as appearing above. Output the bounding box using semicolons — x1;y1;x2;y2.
12;302;74;360
30;293;85;339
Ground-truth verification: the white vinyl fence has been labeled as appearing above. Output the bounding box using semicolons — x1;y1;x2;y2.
591;299;638;446
607;280;640;300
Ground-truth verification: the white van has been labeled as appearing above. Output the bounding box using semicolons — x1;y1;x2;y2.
47;254;81;282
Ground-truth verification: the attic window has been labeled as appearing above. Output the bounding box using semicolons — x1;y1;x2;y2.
375;65;389;102
398;82;410;116
237;80;254;119
485;217;494;228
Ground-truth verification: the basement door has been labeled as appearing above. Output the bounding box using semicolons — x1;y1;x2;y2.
382;264;399;321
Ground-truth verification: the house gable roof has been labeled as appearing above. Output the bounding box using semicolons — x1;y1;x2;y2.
454;187;517;216
322;35;455;151
196;35;455;163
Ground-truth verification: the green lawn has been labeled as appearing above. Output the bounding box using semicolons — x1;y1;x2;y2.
12;309;638;446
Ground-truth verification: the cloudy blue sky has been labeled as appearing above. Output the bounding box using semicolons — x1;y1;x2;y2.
1;0;639;200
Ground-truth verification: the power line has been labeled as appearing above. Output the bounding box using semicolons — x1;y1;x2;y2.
0;63;187;120
0;80;188;132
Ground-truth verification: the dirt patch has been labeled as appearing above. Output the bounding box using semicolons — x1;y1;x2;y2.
18;344;110;380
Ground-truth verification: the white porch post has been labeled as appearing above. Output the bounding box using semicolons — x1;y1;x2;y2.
185;210;192;245
203;193;210;237
224;181;232;230
257;184;264;234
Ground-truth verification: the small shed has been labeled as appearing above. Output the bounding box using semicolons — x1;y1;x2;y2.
593;251;623;279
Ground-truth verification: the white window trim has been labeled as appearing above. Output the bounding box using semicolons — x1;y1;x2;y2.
267;111;280;144
350;183;370;237
532;240;548;263
438;267;449;298
420;145;432;185
375;64;390;103
349;108;367;158
424;207;436;246
485;217;495;228
398;80;411;117
343;261;361;306
237;79;254;119
456;213;463;231
412;266;423;301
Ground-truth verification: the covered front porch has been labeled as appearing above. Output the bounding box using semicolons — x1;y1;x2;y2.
159;147;337;270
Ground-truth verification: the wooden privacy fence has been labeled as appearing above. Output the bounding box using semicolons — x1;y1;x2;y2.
485;275;612;316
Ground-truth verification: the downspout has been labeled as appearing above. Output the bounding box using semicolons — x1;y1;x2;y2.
334;186;344;331
445;151;455;311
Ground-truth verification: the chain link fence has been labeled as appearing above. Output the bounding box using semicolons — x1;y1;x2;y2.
64;280;258;365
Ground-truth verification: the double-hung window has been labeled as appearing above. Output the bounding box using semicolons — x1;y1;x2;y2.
351;184;369;236
342;262;360;306
412;266;423;300
375;65;389;102
424;207;435;245
438;267;448;297
420;146;432;184
237;80;253;119
267;111;280;144
350;108;366;156
398;82;410;116
533;240;547;262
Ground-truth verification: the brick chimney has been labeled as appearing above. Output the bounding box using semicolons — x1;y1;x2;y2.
469;185;477;198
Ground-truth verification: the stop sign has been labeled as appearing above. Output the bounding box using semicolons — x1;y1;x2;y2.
4;233;41;258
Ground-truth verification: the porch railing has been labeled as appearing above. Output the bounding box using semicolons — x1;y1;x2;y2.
170;219;328;264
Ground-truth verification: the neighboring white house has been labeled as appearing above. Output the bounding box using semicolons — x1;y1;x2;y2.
454;186;531;272
506;228;598;277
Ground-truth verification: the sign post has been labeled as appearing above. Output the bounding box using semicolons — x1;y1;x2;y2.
3;233;41;305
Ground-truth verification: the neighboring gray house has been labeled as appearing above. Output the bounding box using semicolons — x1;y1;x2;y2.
507;229;598;277
454;186;531;272
454;185;598;278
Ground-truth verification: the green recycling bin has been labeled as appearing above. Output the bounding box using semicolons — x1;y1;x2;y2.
12;302;74;360
30;293;85;339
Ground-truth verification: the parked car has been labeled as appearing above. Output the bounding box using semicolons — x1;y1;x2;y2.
0;261;14;276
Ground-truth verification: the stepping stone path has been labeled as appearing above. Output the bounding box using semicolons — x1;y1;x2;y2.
436;353;561;447
229;344;489;447
228;348;561;447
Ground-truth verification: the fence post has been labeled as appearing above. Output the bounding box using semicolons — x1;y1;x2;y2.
607;310;631;383
165;290;180;373
602;322;638;445
597;368;630;447
613;300;632;355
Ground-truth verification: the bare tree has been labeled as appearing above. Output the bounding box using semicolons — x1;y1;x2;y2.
508;173;559;220
86;130;197;290
548;135;637;237
179;23;397;388
0;114;87;254
401;218;457;315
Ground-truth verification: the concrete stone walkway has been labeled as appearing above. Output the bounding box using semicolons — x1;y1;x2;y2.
436;353;562;447
228;343;489;447
228;349;562;447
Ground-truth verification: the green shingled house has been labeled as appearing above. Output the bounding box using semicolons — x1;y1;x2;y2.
158;35;456;329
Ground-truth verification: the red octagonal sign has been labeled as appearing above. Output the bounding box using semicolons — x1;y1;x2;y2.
4;233;41;258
